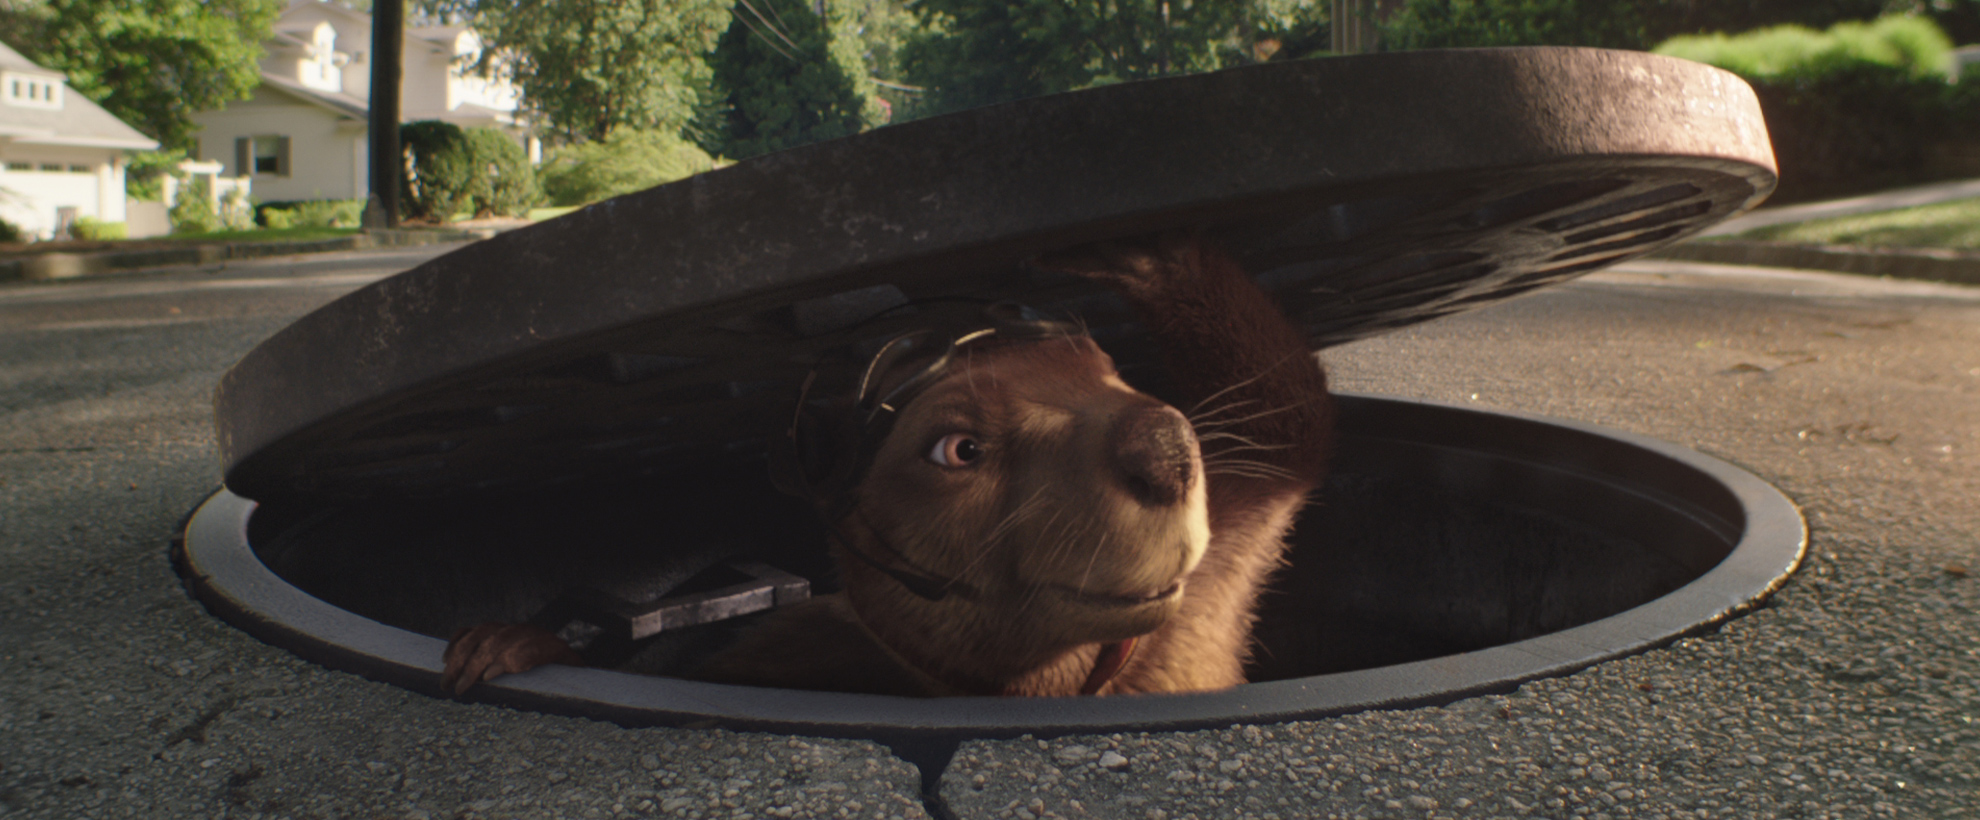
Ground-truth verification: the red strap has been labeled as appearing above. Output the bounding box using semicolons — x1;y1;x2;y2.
1079;637;1138;695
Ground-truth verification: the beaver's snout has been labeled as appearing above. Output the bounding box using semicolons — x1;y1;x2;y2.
1107;404;1199;507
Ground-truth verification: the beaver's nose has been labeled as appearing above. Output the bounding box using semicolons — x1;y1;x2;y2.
1107;404;1199;507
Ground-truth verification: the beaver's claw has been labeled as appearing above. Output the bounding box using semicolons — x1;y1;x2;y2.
440;622;584;696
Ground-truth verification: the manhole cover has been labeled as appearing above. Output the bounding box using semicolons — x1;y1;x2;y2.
180;47;1797;748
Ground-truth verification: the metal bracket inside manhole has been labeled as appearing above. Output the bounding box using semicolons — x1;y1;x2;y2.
178;48;1796;746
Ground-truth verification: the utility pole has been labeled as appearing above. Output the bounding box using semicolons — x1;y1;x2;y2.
365;0;404;228
1331;0;1379;55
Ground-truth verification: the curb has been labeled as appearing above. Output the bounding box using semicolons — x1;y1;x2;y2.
1651;240;1980;287
0;227;497;283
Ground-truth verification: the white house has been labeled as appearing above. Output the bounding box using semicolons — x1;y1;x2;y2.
189;0;535;204
0;41;159;240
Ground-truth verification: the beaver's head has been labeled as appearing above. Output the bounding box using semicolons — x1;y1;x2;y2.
819;332;1209;691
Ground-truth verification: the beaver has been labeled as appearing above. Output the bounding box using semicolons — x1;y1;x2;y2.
442;230;1334;697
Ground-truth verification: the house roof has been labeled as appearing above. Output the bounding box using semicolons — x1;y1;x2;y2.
409;25;469;45
264;29;314;53
0;41;60;75
259;73;368;120
0;41;161;151
284;0;369;26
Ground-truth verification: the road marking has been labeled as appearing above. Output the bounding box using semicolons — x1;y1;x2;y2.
26;315;224;332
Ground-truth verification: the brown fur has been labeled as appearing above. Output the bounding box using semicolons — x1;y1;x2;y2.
693;231;1334;696
442;231;1334;697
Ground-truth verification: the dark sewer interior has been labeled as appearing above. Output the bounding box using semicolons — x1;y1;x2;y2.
243;403;1737;686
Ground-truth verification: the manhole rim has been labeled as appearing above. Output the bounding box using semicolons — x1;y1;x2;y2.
176;392;1807;740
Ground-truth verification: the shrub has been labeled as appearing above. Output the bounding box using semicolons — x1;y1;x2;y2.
461;127;539;217
1656;15;1953;82
169;177;223;234
1653;15;1961;201
537;129;719;207
220;186;254;231
70;217;127;241
260;199;365;229
400;120;476;223
0;217;22;243
400;122;540;221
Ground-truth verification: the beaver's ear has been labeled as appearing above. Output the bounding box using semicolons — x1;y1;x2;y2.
769;398;854;503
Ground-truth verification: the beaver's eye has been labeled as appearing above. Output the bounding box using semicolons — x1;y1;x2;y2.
928;433;983;467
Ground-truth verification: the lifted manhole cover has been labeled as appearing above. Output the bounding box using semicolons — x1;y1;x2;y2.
181;48;1796;748
213;47;1774;503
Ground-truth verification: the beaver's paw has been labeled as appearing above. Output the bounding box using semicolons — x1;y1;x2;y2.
1030;230;1207;297
440;622;583;696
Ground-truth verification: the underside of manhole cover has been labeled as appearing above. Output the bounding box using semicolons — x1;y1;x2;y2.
179;47;1800;749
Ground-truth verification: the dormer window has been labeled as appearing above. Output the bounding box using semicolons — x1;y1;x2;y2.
303;22;343;92
2;72;63;110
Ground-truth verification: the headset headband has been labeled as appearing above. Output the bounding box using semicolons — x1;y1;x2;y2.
778;301;1081;602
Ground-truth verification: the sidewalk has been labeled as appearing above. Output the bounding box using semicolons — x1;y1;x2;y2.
1646;176;1980;285
0;226;504;283
1700;176;1980;237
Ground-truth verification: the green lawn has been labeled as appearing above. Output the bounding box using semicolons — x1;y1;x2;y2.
1733;197;1980;250
528;206;581;221
165;226;362;243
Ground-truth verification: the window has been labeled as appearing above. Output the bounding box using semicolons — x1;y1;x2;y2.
39;163;61;172
254;138;280;173
4;162;29;172
235;135;291;177
2;71;63;109
69;164;90;174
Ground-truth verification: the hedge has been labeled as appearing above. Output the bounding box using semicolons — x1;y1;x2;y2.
537;130;719;207
1655;15;1968;201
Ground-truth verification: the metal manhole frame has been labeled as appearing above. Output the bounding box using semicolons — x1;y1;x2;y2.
175;393;1807;742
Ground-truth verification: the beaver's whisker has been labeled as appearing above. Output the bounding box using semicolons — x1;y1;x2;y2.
1189;402;1307;431
1195;431;1268;445
1058;314;1092;352
1204;460;1299;481
1018;516;1095;614
1184;351;1308;414
1075;530;1111;595
1005;508;1070;614
1205;456;1298;474
1207;444;1297;457
949;487;1051;585
1188;398;1258;425
1206;467;1296;482
1196;432;1295;453
979;486;1050;548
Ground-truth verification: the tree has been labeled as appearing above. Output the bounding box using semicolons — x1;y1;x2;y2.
707;0;883;158
1911;0;1980;45
470;0;733;143
3;0;280;151
897;0;1328;117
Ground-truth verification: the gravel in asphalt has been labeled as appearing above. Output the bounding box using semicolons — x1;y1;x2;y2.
2;248;1976;819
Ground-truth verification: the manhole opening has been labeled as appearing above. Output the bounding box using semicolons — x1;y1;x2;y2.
180;394;1803;744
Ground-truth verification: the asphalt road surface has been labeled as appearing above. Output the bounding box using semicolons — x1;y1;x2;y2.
1;245;1976;820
